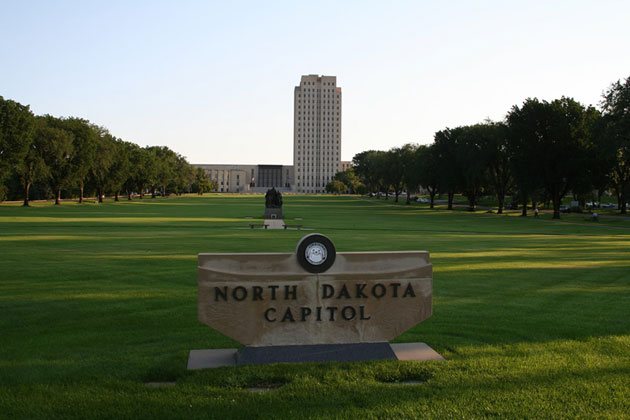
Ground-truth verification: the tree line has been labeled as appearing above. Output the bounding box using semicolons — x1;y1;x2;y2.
330;76;630;218
0;97;216;205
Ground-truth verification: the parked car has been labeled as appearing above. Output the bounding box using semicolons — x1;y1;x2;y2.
560;205;570;213
601;203;616;208
416;197;429;203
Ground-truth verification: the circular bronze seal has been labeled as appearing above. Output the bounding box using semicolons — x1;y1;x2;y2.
296;234;336;273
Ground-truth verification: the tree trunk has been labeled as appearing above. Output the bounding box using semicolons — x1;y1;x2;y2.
23;181;31;207
115;191;120;202
616;188;621;210
621;192;627;214
429;189;436;209
127;190;132;200
497;192;504;214
139;185;144;199
597;190;603;208
447;191;454;210
56;188;61;205
521;191;527;217
394;191;399;202
467;192;476;212
79;182;84;204
98;187;103;203
151;186;156;198
552;192;561;219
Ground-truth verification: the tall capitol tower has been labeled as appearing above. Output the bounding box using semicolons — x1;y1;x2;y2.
293;75;342;193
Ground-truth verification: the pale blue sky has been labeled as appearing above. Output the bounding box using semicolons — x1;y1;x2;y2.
1;1;629;164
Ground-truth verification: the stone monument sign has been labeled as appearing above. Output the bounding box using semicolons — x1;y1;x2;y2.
190;234;442;367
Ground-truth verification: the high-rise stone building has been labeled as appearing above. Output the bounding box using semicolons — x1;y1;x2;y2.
195;75;346;194
293;75;342;193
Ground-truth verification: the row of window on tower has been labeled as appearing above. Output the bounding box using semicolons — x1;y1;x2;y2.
301;81;335;87
299;88;337;93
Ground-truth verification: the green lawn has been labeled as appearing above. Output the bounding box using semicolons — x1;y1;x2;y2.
1;195;629;419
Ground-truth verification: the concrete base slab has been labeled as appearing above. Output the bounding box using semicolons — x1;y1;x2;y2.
187;348;237;370
391;342;446;361
264;219;286;229
237;343;396;365
187;342;444;369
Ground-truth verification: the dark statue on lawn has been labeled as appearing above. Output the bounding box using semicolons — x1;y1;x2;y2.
264;188;283;219
265;188;283;209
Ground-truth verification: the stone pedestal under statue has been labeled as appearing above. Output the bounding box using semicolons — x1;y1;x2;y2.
264;208;283;219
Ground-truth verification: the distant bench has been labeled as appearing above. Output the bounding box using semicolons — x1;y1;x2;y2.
249;224;270;229
283;225;302;230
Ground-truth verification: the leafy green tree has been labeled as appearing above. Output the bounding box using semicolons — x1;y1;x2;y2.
588;114;614;208
506;101;543;216
571;108;603;208
481;121;514;214
90;128;115;203
39;116;74;205
15;117;50;206
191;167;212;194
454;125;491;211
382;147;408;202
601;75;630;213
507;97;593;219
372;150;393;198
146;146;169;198
396;144;419;204
133;147;158;199
333;168;362;193
352;150;381;193
104;139;132;201
326;179;346;194
171;155;195;195
59;118;98;203
415;144;440;209
472;121;513;214
151;146;178;197
352;150;393;196
123;143;142;200
0;97;35;199
433;128;461;210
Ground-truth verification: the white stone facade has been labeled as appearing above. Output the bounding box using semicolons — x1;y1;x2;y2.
195;164;293;193
293;75;342;193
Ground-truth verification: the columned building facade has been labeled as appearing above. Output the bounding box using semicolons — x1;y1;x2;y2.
195;164;293;193
293;75;342;193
